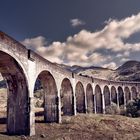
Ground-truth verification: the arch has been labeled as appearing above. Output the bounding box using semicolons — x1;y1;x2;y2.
131;86;137;100
95;85;103;114
86;83;94;113
60;78;74;116
103;86;111;107
75;81;85;113
118;86;124;106
111;86;117;104
34;71;58;123
0;51;29;135
124;87;131;103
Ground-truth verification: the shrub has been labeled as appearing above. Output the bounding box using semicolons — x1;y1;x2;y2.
105;102;119;115
126;98;140;117
119;105;126;116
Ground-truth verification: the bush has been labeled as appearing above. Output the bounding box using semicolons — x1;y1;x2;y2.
126;98;140;117
119;105;126;116
105;102;119;115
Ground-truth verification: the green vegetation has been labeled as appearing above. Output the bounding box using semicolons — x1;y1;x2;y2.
126;98;140;117
105;102;119;115
106;98;140;118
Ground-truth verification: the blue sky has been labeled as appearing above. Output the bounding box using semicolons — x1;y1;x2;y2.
1;0;140;69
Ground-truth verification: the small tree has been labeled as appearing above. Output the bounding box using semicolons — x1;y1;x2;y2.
126;98;140;117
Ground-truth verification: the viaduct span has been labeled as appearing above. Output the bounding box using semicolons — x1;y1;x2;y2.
0;31;139;136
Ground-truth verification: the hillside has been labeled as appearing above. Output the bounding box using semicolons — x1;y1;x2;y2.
57;60;140;81
114;60;140;81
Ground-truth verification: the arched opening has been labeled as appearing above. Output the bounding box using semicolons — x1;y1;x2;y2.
0;51;29;135
131;86;137;100
34;71;58;123
124;87;131;103
86;84;94;113
111;86;117;104
60;78;73;116
118;86;124;106
75;82;85;113
95;85;103;114
103;86;111;107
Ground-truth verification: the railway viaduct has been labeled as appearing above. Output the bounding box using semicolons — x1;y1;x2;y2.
0;31;139;136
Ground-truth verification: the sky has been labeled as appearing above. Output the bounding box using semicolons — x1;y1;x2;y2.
1;0;140;69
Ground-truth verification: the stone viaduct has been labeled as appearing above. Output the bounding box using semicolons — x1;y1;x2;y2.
0;31;139;136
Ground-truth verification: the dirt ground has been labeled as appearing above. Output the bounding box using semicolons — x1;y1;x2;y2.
0;113;140;140
0;88;140;140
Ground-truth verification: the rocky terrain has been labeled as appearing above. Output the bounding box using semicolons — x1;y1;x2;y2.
114;60;140;81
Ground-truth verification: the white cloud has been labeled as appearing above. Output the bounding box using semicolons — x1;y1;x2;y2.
70;18;85;27
103;62;117;69
22;13;140;69
121;58;130;63
23;36;47;51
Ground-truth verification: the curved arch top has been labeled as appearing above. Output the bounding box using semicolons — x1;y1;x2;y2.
103;85;111;107
124;87;131;103
131;86;138;99
0;50;29;87
111;86;117;104
0;51;30;135
75;81;86;113
86;83;94;113
118;86;124;106
33;70;58;123
95;85;103;114
60;78;74;116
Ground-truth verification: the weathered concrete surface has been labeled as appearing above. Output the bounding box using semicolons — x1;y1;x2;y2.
0;31;140;136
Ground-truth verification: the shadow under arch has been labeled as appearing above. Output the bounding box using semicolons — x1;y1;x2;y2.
111;86;117;104
75;81;86;113
95;85;103;114
124;87;131;103
0;51;30;135
34;71;58;123
60;78;74;116
118;86;124;106
103;85;111;107
86;83;94;113
131;86;137;100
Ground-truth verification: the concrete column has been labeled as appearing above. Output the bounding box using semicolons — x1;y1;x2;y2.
136;86;139;98
101;88;105;114
28;60;36;136
57;85;62;123
123;86;126;110
116;91;120;110
92;83;96;114
84;85;88;114
94;94;96;114
130;86;133;100
29;97;35;136
72;78;76;115
108;85;112;104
